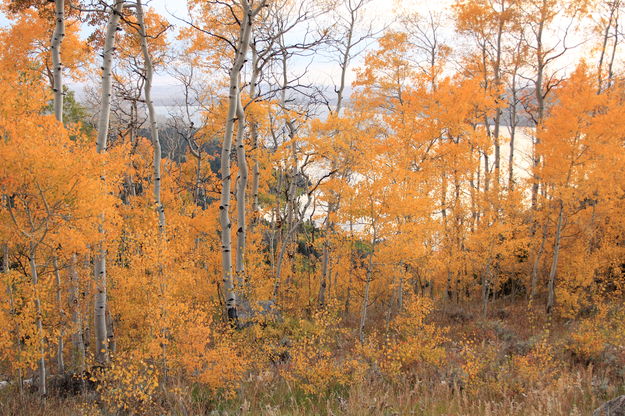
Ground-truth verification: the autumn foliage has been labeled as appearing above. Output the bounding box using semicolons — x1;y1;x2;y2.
1;0;625;415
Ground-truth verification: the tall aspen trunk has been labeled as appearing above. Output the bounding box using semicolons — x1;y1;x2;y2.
97;0;124;154
318;9;356;307
531;11;545;211
136;0;169;375
397;275;403;310
607;10;619;88
318;241;329;307
68;254;85;372
271;47;300;302
272;158;297;301
530;222;548;302
3;245;23;393
93;250;108;364
51;0;64;123
249;48;261;229
492;18;503;192
220;1;256;323
508;65;518;191
94;0;124;365
53;257;65;374
358;239;374;344
235;86;248;286
481;259;493;316
136;0;165;233
29;243;46;396
597;2;617;92
546;202;564;314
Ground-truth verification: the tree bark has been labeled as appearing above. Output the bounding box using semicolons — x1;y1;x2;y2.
136;0;166;233
358;239;374;344
2;244;24;393
546;202;563;314
235;84;248;287
97;0;124;153
530;222;548;302
68;254;85;372
29;243;46;396
94;0;124;366
220;0;257;323
249;47;261;229
53;257;65;374
51;0;65;123
531;9;546;211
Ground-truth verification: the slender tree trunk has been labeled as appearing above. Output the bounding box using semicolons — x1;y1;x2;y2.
93;250;108;364
359;241;374;344
318;5;356;308
481;259;492;316
492;18;503;192
318;242;329;307
531;15;545;211
398;274;403;310
94;0;124;365
597;2;617;93
220;1;255;323
530;222;548;302
249;48;261;229
235;85;248;287
195;154;203;207
68;254;85;372
546;202;563;314
53;257;65;374
508;74;518;191
137;0;165;233
2;245;24;393
607;9;619;88
29;243;46;396
51;0;64;123
97;0;124;154
137;1;169;374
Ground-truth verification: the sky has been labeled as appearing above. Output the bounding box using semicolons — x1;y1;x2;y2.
142;0;454;88
0;0;592;102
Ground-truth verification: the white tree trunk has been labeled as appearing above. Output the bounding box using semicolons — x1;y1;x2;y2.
94;0;124;365
359;245;373;344
93;248;108;365
530;222;548;302
51;0;65;123
97;0;124;153
547;202;564;314
68;254;85;372
220;1;255;323
235;86;247;285
53;257;65;374
249;50;261;229
136;0;166;233
29;243;46;396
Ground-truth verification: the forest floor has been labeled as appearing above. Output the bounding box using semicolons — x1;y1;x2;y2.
1;298;622;416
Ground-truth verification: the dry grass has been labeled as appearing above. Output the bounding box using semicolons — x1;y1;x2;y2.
1;299;622;415
0;369;607;415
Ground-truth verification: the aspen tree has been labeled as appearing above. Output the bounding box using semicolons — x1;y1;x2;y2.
6;201;48;396
50;0;64;123
94;0;124;365
52;257;65;374
68;254;85;372
135;0;166;233
219;0;266;323
319;0;373;308
29;243;46;396
235;84;248;287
